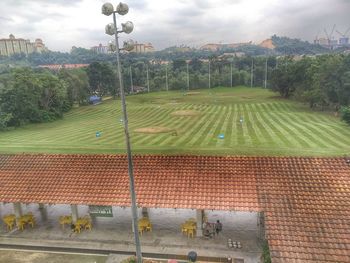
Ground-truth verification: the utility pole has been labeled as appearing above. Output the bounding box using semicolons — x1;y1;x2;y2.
208;60;211;89
264;58;268;89
230;62;233;87
187;62;190;91
165;65;168;91
129;66;133;94
250;59;254;88
146;64;150;93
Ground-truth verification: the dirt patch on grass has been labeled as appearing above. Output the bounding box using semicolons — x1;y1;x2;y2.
171;110;200;116
134;126;174;134
185;92;200;95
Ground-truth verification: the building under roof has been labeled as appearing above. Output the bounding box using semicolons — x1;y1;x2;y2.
0;154;349;262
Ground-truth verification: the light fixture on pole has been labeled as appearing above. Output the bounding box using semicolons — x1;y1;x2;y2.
102;3;142;263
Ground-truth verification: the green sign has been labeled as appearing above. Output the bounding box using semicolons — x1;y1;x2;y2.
89;205;113;217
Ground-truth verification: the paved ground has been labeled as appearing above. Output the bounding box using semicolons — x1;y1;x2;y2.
0;250;107;263
0;203;262;263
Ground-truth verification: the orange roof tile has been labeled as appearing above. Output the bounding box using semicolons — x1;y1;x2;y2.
0;154;349;262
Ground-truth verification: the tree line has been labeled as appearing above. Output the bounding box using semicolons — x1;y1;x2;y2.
269;54;350;124
1;53;349;130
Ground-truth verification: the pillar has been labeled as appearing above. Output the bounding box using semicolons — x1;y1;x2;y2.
38;203;45;209
196;209;204;237
13;202;23;218
70;204;79;223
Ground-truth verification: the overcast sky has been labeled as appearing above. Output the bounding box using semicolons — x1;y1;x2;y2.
0;0;349;52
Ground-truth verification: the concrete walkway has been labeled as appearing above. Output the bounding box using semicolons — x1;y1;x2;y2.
0;203;262;263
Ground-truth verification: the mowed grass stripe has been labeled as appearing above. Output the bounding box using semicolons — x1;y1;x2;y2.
239;104;254;146
200;105;228;147
216;105;233;147
235;104;245;145
303;114;350;145
171;106;213;147
253;104;293;147
242;104;262;146
260;103;311;148
290;113;345;149
189;105;221;147
140;105;195;146
269;102;335;148
170;104;214;147
184;106;219;147
248;104;280;146
208;105;230;147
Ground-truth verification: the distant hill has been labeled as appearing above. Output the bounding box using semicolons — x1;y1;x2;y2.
269;35;329;55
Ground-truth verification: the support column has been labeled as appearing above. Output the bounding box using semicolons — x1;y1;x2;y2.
196;209;204;237
13;202;23;219
70;204;79;223
38;203;45;209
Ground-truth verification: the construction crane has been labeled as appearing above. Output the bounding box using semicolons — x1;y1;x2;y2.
314;30;320;44
324;24;336;47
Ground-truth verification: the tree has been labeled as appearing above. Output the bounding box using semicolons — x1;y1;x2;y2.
86;62;117;97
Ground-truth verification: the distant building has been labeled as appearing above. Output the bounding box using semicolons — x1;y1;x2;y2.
90;43;109;54
0;34;48;56
38;64;89;71
130;42;155;53
218;52;245;59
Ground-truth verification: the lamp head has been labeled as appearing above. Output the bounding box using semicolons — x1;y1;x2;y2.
116;2;129;15
123;39;135;51
102;3;114;16
108;40;117;52
105;23;116;35
122;21;134;34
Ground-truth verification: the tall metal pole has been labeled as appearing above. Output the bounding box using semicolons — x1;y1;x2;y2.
187;62;190;91
208;60;211;89
250;59;254;88
112;12;142;263
230;62;233;87
146;64;150;93
129;66;134;94
165;65;168;91
264;58;267;89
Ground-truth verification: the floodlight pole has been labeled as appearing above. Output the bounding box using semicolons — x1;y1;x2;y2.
250;58;254;88
187;62;190;91
165;65;169;91
230;61;233;87
264;58;267;89
146;64;150;93
208;60;211;89
112;11;142;263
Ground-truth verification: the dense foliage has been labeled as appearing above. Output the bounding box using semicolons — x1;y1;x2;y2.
270;54;350;112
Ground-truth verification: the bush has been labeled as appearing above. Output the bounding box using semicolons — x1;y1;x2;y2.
340;106;350;125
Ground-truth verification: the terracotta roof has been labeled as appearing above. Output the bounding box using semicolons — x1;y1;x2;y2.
0;154;349;262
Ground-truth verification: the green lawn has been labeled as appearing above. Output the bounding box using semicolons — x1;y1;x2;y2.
1;86;349;156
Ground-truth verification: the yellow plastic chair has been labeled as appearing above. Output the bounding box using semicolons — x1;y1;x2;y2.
85;221;92;230
17;219;26;231
187;228;195;238
146;223;152;232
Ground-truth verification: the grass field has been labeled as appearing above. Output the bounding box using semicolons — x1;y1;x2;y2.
0;86;349;156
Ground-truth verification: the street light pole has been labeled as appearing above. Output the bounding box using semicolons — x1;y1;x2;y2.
146;64;150;93
103;3;142;262
165;65;169;91
187;62;190;91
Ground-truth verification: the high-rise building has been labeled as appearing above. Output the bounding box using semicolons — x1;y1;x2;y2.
90;43;109;54
0;34;48;56
130;42;155;53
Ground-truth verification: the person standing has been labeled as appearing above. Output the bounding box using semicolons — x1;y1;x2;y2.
215;220;222;235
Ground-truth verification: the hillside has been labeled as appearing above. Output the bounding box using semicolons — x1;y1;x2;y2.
0;87;349;156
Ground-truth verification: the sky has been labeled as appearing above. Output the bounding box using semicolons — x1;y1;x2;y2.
0;0;349;52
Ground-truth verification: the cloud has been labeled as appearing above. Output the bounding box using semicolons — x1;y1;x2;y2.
0;0;349;51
